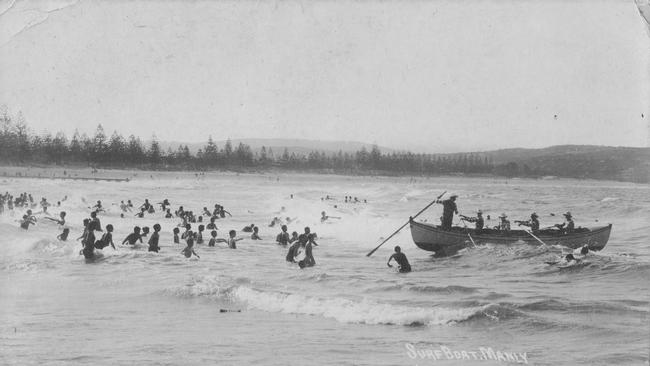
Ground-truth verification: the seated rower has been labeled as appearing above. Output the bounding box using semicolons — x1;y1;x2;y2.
515;212;540;232
460;210;484;230
497;213;511;231
555;212;575;234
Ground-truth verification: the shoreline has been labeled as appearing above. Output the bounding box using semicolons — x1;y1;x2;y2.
0;164;647;187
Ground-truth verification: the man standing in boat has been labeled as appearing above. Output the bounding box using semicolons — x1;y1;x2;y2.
436;194;458;230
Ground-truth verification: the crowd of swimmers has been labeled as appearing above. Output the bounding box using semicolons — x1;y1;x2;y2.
2;192;330;270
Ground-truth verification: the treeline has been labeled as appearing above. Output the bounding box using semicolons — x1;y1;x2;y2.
0;109;495;175
3;108;646;182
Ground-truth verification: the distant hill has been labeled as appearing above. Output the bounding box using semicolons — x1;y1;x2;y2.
482;145;650;183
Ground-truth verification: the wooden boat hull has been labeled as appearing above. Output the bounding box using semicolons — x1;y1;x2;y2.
409;218;611;256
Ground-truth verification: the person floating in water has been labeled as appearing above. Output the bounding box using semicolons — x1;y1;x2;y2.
436;194;458;230
276;225;290;245
94;224;116;250
516;212;539;232
320;211;341;223
251;226;261;240
216;230;243;249
122;226;143;245
148;224;161;252
242;224;255;233
268;217;282;227
387;246;411;273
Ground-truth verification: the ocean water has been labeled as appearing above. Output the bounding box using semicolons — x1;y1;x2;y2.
0;172;648;365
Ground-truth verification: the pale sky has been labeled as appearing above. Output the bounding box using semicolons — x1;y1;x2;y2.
0;0;648;153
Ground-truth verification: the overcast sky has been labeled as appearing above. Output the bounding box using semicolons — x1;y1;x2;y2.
0;0;648;153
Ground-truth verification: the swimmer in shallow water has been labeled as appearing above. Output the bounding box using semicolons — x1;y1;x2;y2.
181;231;200;258
57;227;70;241
94;224;115;250
387;246;411;273
122;226;143;245
276;225;290;246
19;209;37;230
300;233;318;268
208;230;218;247
148;224;161;252
251;226;261;240
196;225;205;244
286;235;303;263
216;230;243;249
43;211;66;226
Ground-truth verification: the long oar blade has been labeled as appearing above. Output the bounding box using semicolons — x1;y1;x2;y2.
366;190;447;257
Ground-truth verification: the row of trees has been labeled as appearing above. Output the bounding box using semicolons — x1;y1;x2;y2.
0;108;501;175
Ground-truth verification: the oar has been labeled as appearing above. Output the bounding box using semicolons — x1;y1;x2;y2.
525;230;548;246
366;190;447;257
467;233;477;247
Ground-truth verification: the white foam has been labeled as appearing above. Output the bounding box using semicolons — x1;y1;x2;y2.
231;286;484;326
